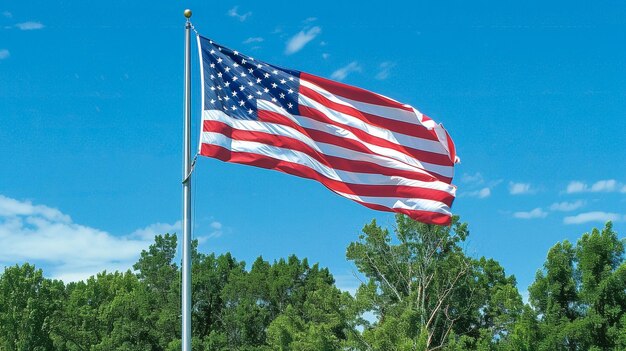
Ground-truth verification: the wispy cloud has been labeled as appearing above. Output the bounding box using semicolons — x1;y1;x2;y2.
2;11;12;18
15;21;44;30
243;37;264;44
0;49;9;60
303;17;317;23
227;6;251;22
514;208;548;219
0;194;179;282
550;200;585;212
590;179;619;192
195;221;225;244
285;26;321;55
331;61;361;81
563;211;623;225
208;221;223;238
566;179;621;194
322;53;330;60
375;61;395;80
509;182;534;195
461;172;484;185
467;187;491;199
460;173;502;199
566;181;586;193
130;221;181;241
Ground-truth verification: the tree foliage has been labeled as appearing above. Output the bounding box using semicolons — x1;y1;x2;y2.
0;263;63;351
346;215;524;351
528;222;626;351
0;218;624;350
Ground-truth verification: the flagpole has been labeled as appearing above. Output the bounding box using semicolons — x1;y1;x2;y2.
182;8;193;351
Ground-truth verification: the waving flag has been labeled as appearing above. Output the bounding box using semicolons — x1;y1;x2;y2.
197;35;458;225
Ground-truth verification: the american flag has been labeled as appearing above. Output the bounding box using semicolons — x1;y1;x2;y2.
197;35;458;225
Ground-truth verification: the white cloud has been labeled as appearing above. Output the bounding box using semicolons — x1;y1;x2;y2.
477;188;491;198
0;49;9;60
375;61;395;80
243;37;264;44
2;11;11;18
322;53;330;60
622;185;626;193
461;175;501;199
566;179;621;194
331;61;361;81
513;208;548;219
130;221;181;241
550;200;585;212
15;21;44;30
0;195;70;222
303;17;317;23
590;179;618;192
509;182;533;195
566;181;586;193
227;6;251;22
467;187;491;199
563;211;622;225
195;221;224;244
461;172;484;185
208;221;223;238
0;195;179;282
285;26;321;55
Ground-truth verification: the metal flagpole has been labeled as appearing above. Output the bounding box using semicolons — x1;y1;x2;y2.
182;8;193;351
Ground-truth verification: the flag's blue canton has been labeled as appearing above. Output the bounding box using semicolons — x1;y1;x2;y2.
199;36;301;121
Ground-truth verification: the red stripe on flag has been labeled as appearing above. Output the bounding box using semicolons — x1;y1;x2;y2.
301;72;413;112
200;143;453;225
257;109;453;171
202;119;453;187
355;201;452;226
297;106;454;174
299;84;440;142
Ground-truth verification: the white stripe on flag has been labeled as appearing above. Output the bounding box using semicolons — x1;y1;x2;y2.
258;99;454;178
200;110;456;195
297;92;448;156
203;106;452;180
199;128;454;198
301;79;428;127
334;191;452;216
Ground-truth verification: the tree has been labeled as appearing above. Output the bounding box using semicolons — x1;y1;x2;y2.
469;258;525;349
133;233;180;349
576;222;625;349
192;250;244;346
0;264;63;351
347;215;525;351
219;255;354;350
528;222;626;351
49;270;159;350
348;215;465;350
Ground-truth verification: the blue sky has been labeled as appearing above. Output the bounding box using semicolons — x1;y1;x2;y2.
1;1;625;294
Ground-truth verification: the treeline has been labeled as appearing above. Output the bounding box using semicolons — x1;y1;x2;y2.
0;215;625;350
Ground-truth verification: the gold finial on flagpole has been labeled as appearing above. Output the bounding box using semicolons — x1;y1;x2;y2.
184;9;192;19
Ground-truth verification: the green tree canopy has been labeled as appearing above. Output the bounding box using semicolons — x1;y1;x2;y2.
1;220;624;351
